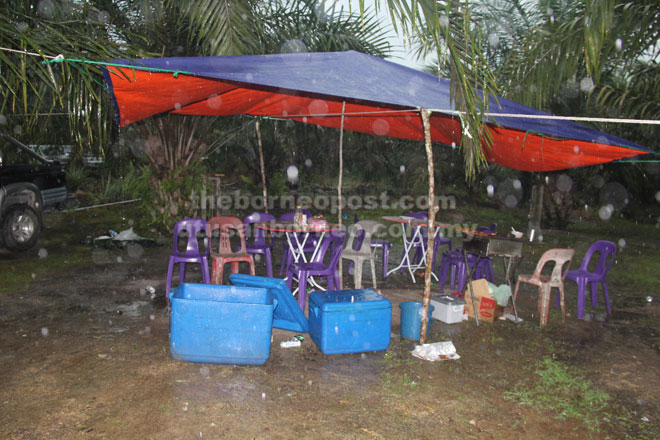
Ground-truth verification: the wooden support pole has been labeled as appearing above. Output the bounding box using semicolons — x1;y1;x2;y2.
255;120;269;213
337;101;346;288
420;108;437;344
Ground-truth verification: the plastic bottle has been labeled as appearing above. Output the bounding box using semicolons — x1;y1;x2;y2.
294;205;303;225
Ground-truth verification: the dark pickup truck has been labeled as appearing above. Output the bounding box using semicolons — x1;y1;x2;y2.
0;132;67;251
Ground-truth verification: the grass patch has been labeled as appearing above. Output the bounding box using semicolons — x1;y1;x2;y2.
0;205;153;294
503;356;609;432
0;245;91;293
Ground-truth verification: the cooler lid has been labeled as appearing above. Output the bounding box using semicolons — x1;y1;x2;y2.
431;294;466;306
229;274;309;333
309;288;392;312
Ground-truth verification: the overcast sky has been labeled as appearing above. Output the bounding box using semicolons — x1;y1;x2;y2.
331;0;426;70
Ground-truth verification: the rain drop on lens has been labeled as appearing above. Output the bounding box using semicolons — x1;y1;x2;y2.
504;195;518;208
598;205;613;220
580;77;595;93
655;191;660;203
556;174;573;192
618;238;626;249
38;0;56;19
399;165;405;174
37;248;48;259
286;165;299;183
615;38;623;51
486;185;494;198
305;159;312;167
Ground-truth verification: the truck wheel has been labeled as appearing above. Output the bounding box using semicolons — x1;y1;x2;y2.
2;205;40;252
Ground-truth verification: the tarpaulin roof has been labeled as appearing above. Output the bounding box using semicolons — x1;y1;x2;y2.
101;50;652;172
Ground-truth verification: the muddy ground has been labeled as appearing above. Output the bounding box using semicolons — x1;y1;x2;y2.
1;210;659;439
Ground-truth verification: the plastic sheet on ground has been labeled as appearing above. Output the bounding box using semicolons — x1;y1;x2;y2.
411;341;460;361
487;281;512;307
93;227;157;248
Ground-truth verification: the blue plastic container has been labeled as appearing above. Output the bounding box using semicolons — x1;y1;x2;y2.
229;273;309;333
169;283;274;365
399;301;435;341
308;289;392;355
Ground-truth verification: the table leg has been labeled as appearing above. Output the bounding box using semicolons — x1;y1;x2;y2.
386;224;419;282
463;251;481;327
504;256;520;323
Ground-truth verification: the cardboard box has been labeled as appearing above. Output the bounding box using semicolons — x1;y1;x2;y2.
463;279;504;323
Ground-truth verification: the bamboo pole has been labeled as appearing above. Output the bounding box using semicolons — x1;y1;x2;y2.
419;108;437;344
255;120;269;212
337;101;346;288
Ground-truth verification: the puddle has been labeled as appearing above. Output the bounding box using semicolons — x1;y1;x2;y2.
111;300;151;318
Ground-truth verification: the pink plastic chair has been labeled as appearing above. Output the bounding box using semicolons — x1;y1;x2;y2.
512;248;574;326
209;216;255;284
165;218;210;300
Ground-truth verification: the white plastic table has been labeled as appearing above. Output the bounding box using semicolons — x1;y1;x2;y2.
381;215;453;283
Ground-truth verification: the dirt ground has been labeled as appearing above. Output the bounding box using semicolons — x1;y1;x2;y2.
1;212;659;439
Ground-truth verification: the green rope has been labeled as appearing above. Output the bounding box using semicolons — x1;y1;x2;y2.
43;56;192;78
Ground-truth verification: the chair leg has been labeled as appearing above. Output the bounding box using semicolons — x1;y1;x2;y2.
249;258;255;275
179;262;186;284
602;281;611;315
370;258;378;290
265;249;273;278
576;278;587;319
216;260;225;285
382;244;390;279
354;261;363;289
285;268;294;289
538;285;550;326
211;259;217;285
590;281;598;308
280;245;289;275
201;257;210;284
559;284;566;323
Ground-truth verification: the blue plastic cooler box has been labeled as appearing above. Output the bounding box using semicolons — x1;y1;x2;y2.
308;289;392;355
169;283;274;365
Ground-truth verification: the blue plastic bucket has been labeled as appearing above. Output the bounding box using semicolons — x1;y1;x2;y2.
399;301;435;341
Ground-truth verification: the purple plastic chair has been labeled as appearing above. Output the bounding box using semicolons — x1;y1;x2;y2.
351;214;391;279
244;212;276;277
165;218;210;300
441;223;497;288
286;230;346;310
436;249;494;293
563;240;616;319
278;209;316;275
476;223;498;234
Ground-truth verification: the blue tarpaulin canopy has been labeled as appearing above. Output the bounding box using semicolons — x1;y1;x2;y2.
101;50;652;172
